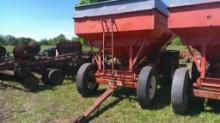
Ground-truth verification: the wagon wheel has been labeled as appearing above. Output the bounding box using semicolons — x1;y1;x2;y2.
171;68;190;114
42;69;65;86
137;66;157;108
76;63;99;97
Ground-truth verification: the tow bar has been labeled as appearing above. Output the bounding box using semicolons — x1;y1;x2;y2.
73;87;117;123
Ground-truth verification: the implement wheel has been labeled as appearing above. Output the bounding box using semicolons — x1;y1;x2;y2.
137;66;157;108
42;69;64;86
171;68;190;114
76;63;98;97
22;76;39;91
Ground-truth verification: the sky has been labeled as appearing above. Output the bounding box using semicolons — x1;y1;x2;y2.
0;0;168;41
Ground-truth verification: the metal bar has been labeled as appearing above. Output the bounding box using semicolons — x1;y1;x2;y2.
201;78;220;88
102;20;106;73
181;39;201;72
74;87;116;123
96;78;137;88
194;89;220;100
111;19;115;75
132;40;146;66
0;70;15;76
87;41;99;64
129;45;133;72
201;46;207;79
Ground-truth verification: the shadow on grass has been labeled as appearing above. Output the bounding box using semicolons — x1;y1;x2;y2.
0;73;73;93
205;99;220;113
84;85;172;122
149;85;171;110
86;88;133;122
186;98;220;116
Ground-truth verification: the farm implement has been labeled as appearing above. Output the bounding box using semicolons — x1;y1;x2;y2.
73;0;179;122
0;42;91;91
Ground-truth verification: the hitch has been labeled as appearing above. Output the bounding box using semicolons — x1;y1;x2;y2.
73;87;116;123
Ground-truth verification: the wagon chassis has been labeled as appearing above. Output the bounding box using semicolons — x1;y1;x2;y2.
74;18;174;122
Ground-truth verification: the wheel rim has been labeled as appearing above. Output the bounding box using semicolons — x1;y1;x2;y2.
148;76;156;100
87;70;97;90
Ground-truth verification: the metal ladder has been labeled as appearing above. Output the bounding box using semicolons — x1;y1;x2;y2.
101;19;115;74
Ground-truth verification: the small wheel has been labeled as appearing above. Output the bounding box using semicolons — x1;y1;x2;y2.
76;63;98;97
41;70;49;84
171;68;190;114
137;66;157;108
42;69;65;86
22;76;39;91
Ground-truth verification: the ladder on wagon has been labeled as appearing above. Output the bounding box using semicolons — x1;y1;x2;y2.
101;19;115;75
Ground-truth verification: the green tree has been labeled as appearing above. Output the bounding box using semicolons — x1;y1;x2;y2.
0;35;6;45
79;0;97;5
48;34;69;45
5;35;18;45
171;38;182;46
39;39;48;45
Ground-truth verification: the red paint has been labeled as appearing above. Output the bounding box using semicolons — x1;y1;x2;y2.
75;9;171;88
75;11;170;59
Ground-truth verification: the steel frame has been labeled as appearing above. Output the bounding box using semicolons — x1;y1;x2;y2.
182;38;220;100
88;32;172;89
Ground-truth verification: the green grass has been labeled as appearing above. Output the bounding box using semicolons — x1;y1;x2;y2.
1;45;220;123
1;78;220;123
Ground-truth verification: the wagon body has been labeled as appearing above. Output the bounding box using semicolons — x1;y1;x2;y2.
75;0;170;59
74;1;179;121
169;0;220;114
169;0;220;62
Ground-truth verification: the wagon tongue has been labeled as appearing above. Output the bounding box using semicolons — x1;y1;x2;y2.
73;87;116;123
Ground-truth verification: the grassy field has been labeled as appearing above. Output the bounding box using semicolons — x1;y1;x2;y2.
1;45;220;123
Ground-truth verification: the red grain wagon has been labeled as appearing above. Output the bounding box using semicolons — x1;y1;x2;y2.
169;0;220;114
74;0;179;121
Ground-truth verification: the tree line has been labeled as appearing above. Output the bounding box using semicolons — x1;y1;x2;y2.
0;34;85;46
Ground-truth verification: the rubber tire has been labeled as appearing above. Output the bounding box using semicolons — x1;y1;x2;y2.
137;66;157;108
22;76;39;91
41;70;49;84
42;69;65;86
171;68;190;114
76;63;98;97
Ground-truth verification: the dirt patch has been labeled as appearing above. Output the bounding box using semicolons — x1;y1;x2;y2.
0;105;12;123
21;102;35;112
